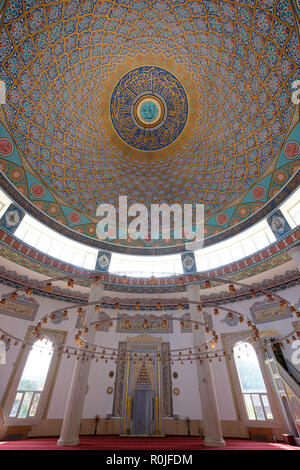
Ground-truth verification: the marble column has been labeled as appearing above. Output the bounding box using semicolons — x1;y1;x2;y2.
263;338;297;435
57;283;104;446
288;243;300;271
187;284;225;447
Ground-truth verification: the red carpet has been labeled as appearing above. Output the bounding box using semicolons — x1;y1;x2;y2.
0;436;299;450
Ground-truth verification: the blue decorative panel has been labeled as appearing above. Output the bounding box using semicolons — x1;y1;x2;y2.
267;209;291;240
95;251;111;272
0;204;24;233
181;252;196;273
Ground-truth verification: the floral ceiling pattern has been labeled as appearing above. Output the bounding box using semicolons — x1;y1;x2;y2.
0;0;299;253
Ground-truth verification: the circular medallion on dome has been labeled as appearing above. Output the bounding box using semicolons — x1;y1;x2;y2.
134;95;164;128
0;138;13;157
110;66;188;151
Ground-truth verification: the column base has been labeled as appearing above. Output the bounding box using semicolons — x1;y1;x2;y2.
204;437;226;447
57;437;80;447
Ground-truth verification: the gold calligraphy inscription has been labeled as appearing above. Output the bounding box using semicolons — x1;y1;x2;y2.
0;298;37;320
251;303;291;324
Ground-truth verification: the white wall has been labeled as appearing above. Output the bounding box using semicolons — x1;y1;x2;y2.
0;285;76;409
0;281;299;423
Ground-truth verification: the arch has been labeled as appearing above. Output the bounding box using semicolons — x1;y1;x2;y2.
2;327;66;426
9;338;54;419
233;342;273;421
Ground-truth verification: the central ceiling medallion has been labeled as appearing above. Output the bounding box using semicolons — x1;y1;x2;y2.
110;66;188;151
133;94;165;129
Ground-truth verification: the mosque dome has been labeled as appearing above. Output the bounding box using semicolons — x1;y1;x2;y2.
0;0;299;254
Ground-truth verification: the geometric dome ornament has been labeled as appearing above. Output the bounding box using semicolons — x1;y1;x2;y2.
0;0;299;253
110;66;188;151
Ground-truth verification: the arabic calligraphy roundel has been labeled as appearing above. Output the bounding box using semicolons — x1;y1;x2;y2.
110;66;188;151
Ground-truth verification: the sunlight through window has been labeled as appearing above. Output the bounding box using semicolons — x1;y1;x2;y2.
234;343;273;421
10;339;54;419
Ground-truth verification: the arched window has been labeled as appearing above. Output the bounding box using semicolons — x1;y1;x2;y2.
234;342;273;421
9;339;54;419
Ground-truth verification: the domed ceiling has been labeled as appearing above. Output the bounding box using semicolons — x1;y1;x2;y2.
0;0;299;254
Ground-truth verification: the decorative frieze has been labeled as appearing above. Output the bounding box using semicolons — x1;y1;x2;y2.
116;314;173;334
250;300;292;324
0;294;39;321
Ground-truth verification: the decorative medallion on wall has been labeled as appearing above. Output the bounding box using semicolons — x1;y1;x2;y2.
106;386;113;395
0;137;13;157
110;66;188;151
95;251;111;272
250;300;292;324
173;388;180;396
284;140;300;160
109;371;114;378
50;310;68;325
221;313;240;328
267;210;291;240
116;314;173;334
0;204;24;233
133;94;165;129
173;372;178;379
0;295;38;321
181;252;196;273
